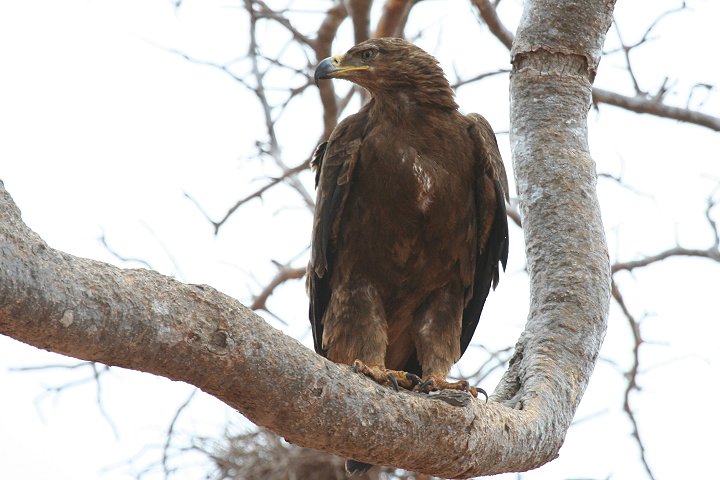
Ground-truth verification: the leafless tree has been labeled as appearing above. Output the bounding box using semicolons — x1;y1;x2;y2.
1;0;718;479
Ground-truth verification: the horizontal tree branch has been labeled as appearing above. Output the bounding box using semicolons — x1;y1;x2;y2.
612;245;720;273
0;165;600;478
473;0;720;132
592;88;720;132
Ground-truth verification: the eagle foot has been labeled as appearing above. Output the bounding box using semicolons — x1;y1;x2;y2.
352;360;421;391
417;375;488;401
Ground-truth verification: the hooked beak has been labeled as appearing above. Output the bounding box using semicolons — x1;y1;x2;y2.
314;54;369;86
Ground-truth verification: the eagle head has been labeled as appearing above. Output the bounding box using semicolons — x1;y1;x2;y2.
315;38;456;108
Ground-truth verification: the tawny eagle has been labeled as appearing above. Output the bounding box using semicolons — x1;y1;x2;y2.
308;36;508;416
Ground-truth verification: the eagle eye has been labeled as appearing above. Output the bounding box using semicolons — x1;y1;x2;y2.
360;49;377;62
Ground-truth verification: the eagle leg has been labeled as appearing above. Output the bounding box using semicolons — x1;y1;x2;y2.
352;360;421;391
417;375;488;401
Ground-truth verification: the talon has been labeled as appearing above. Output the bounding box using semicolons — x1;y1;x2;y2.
406;373;422;388
418;377;435;393
388;374;400;391
471;386;489;402
350;359;420;392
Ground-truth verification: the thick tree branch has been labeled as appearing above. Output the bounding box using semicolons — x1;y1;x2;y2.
1;62;609;472
348;0;372;45
314;1;348;139
1;1;615;477
500;0;613;455
374;0;414;38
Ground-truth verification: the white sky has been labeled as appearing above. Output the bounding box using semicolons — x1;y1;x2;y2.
1;0;719;479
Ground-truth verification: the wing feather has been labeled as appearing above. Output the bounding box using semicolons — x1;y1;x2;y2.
307;110;369;356
460;113;510;354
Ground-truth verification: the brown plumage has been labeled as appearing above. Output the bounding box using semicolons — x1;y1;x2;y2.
308;37;508;420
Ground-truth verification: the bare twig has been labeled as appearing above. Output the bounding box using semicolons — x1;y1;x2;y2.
452;68;510;89
605;2;688;52
10;361;119;438
185;159;311;235
506;198;521;228
612;245;720;273
472;0;720;131
245;0;314;212
247;0;316;48
598;172;654;199
612;18;644;95
162;390;198;478
613;188;720;272
471;0;514;49
99;233;153;269
250;265;306;311
610;282;656;480
593;88;720;132
687;83;714;110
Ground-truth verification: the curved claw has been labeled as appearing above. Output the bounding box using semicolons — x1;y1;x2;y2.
406;373;422;388
351;360;420;391
387;373;400;391
471;386;489;402
418;377;435;393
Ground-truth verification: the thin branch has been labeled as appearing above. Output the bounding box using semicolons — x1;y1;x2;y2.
610;282;656;480
470;0;514;49
612;245;720;273
185;159;311;235
99;233;153;269
247;0;316;48
506;198;522;228
250;265;306;311
605;2;688;53
452;68;510;89
10;361;119;437
245;0;314;211
612;188;720;272
472;0;720;132
592;88;720;132
162;390;198;479
612;18;644;95
161;46;253;89
598;171;654;199
687;83;714;110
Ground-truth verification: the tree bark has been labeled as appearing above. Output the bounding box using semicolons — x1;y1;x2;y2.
498;0;614;435
0;1;613;477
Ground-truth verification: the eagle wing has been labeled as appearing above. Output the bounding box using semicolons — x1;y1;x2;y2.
459;113;510;354
307;110;369;356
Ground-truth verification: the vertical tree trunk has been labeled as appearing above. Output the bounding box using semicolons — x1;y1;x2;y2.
493;0;614;426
